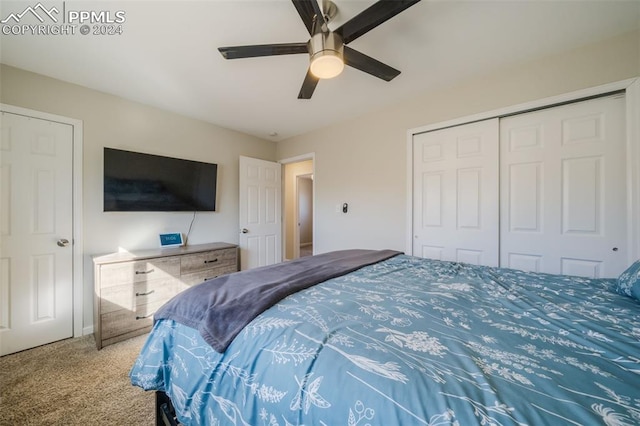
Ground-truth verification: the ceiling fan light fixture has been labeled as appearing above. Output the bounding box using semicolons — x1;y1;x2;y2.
309;32;344;79
310;51;344;79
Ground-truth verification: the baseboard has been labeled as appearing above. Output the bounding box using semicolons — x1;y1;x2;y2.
82;325;94;336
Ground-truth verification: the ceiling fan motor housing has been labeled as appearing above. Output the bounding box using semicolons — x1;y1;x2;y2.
309;32;344;79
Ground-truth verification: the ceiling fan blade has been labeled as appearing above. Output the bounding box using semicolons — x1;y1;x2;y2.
219;43;308;59
292;0;324;35
335;0;422;45
298;68;320;99
344;46;400;81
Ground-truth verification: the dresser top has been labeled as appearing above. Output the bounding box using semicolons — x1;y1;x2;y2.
93;242;237;265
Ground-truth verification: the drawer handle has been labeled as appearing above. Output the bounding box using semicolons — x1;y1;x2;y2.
204;258;218;264
136;313;155;320
203;275;219;282
135;269;155;275
136;290;155;297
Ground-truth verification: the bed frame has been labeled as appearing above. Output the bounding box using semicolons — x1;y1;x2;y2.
156;391;179;426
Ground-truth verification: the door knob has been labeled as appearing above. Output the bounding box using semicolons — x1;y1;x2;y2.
241;228;249;234
57;238;70;247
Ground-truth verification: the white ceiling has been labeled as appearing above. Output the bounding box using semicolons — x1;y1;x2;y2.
1;1;639;141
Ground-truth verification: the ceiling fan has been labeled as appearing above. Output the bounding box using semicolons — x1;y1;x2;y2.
218;0;422;99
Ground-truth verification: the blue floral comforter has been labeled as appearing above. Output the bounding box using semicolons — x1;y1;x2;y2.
130;255;640;425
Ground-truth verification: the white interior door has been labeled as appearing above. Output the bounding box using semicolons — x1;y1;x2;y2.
239;156;282;270
413;118;499;266
0;112;74;356
500;95;627;278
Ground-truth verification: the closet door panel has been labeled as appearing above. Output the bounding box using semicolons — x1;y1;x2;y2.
413;119;499;266
500;95;626;278
508;162;543;233
562;156;602;234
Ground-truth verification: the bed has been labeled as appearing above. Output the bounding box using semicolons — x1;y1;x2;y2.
130;250;640;425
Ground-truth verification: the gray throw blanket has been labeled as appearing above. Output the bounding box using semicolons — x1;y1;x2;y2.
154;249;402;352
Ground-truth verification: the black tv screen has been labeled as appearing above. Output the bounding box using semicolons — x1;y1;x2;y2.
103;148;217;212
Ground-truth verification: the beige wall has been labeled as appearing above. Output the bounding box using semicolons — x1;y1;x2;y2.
0;64;277;330
276;30;640;255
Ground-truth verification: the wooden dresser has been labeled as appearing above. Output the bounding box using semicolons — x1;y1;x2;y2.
93;242;238;349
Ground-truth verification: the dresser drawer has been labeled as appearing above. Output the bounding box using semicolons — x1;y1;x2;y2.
181;264;238;286
99;257;181;288
99;278;180;314
180;248;237;275
100;300;165;340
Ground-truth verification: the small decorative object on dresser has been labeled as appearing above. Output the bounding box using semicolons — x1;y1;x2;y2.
92;242;238;349
158;232;184;248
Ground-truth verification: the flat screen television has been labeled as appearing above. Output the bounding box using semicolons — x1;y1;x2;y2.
103;148;217;212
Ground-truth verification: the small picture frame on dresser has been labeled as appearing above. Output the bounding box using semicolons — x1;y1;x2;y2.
159;233;184;248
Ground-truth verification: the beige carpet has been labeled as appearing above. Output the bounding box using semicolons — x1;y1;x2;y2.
0;334;155;426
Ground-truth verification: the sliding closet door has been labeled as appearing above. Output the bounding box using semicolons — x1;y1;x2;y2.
413;119;499;266
500;95;627;278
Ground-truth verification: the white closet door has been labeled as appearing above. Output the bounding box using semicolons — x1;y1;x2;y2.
500;95;626;278
413;119;499;266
